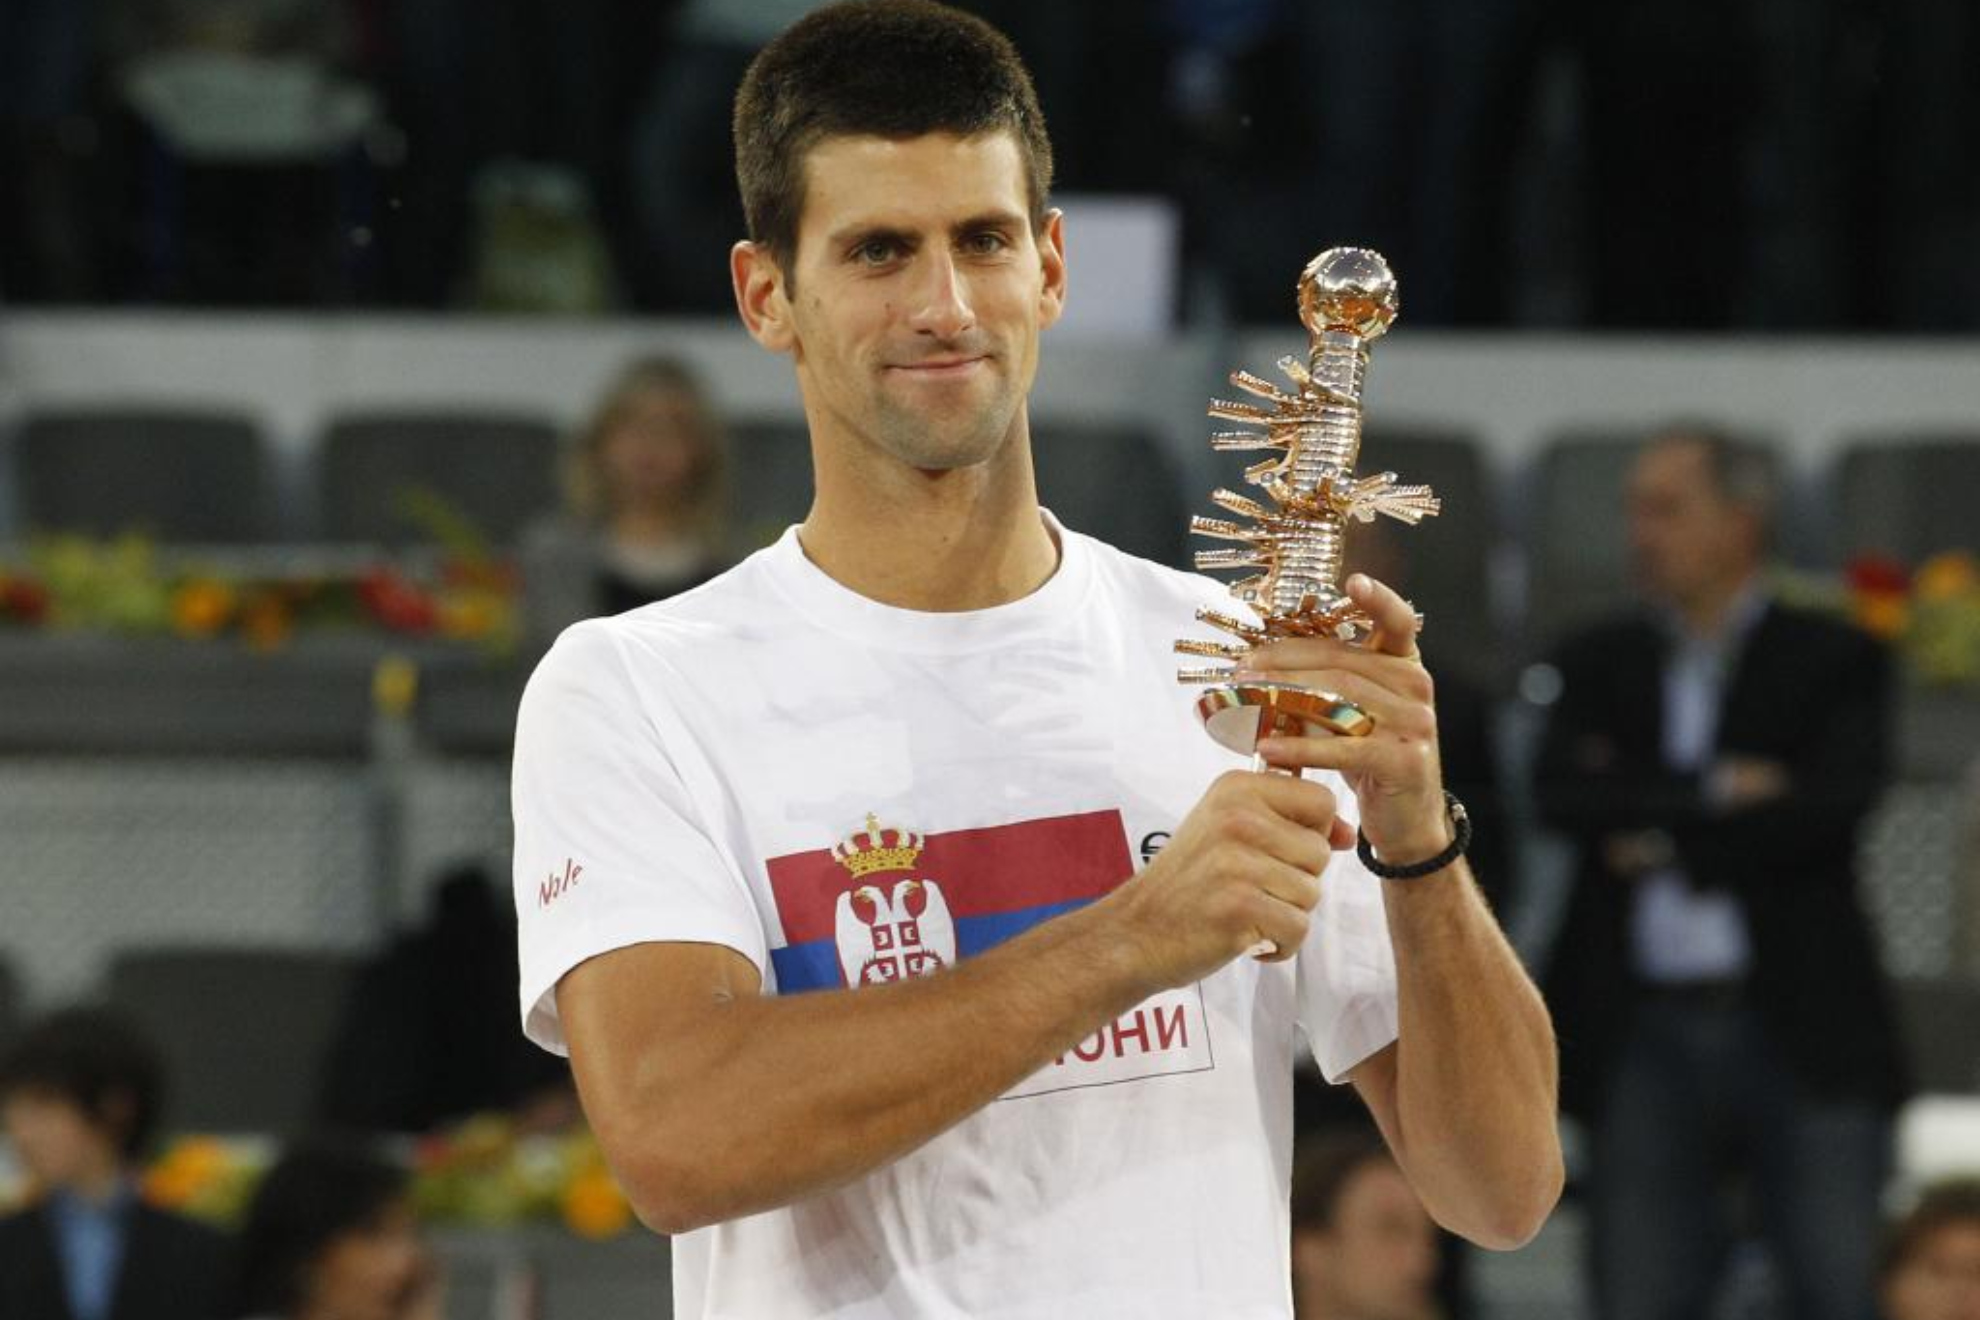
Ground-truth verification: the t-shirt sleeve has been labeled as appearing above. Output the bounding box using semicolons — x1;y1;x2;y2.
511;621;766;1055
1295;778;1400;1083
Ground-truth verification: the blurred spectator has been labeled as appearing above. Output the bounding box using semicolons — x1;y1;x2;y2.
103;0;380;303
624;1;809;310
520;356;733;645
464;158;616;314
371;0;656;308
1881;1179;1980;1320
317;865;571;1136
233;1136;439;1320
1290;1126;1442;1320
0;0;105;301
1536;426;1908;1320
0;1006;233;1320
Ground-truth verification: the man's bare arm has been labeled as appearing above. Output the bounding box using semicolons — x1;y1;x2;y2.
1252;573;1563;1250
559;770;1354;1234
1345;857;1562;1250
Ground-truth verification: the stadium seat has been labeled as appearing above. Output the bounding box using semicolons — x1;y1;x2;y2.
11;409;276;543
315;412;563;548
105;946;356;1133
1348;428;1499;686
1834;433;1980;565
726;418;815;550
724;420;1193;571
1033;423;1188;570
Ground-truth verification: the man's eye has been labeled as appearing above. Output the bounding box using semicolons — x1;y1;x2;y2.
963;232;1009;255
855;240;899;265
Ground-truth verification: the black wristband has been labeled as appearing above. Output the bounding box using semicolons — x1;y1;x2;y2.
1356;792;1471;880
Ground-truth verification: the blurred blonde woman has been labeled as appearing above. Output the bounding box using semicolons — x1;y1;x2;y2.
522;356;732;644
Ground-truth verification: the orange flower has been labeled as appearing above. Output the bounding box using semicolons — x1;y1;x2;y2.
1852;591;1910;641
239;595;293;651
170;580;236;638
142;1137;231;1208
560;1167;633;1239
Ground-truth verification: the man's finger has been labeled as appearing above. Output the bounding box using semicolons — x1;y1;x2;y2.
1346;573;1422;658
1254;732;1379;778
1243;771;1341;834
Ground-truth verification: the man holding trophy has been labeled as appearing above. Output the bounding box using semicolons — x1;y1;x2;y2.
511;2;1561;1314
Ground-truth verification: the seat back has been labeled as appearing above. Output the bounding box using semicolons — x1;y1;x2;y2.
1835;434;1980;565
14;409;276;542
317;412;563;548
106;946;357;1133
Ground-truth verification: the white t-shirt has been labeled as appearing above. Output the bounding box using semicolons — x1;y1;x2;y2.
512;514;1400;1319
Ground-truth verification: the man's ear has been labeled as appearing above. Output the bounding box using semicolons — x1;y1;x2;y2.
1036;208;1067;330
732;240;795;353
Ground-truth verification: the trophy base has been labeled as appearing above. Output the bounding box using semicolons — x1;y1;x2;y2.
1194;681;1374;755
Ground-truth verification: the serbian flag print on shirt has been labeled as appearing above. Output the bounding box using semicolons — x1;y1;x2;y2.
765;809;1216;1098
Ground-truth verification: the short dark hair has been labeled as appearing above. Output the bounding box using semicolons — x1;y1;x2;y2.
1291;1127;1394;1232
236;1136;410;1317
0;1006;163;1160
1645;423;1781;535
732;0;1054;277
1880;1177;1980;1283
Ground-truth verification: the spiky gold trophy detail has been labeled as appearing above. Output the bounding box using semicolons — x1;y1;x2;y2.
1176;247;1440;757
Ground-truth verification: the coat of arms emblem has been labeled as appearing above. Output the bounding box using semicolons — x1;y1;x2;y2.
831;814;956;987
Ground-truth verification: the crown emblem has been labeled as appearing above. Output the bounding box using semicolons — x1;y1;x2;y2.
832;814;925;878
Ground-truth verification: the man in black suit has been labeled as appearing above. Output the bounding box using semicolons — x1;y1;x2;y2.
0;1007;232;1320
1535;427;1908;1320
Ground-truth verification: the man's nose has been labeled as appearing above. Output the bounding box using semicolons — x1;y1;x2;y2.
907;250;976;340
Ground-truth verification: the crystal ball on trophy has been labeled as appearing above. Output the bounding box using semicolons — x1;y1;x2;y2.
1176;247;1441;757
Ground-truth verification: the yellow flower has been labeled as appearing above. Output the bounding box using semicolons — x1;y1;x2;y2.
1913;551;1980;603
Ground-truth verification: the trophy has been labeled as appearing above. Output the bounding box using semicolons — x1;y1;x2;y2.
1175;247;1440;760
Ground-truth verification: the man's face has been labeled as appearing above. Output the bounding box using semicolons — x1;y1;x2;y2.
768;130;1064;477
1;1088;122;1190
1626;439;1756;610
1293;1160;1440;1320
1883;1221;1980;1320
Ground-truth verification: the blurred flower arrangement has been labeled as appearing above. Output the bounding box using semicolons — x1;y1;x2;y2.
138;1116;633;1239
1845;550;1980;687
0;490;521;655
411;1115;634;1239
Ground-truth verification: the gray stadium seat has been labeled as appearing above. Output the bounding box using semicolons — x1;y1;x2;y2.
726;419;815;550
12;409;276;543
316;412;563;548
106;946;356;1133
1348;429;1499;686
1523;433;1642;650
1834;434;1980;565
0;956;20;1053
724;420;1192;569
1894;976;1980;1094
1034;423;1189;569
